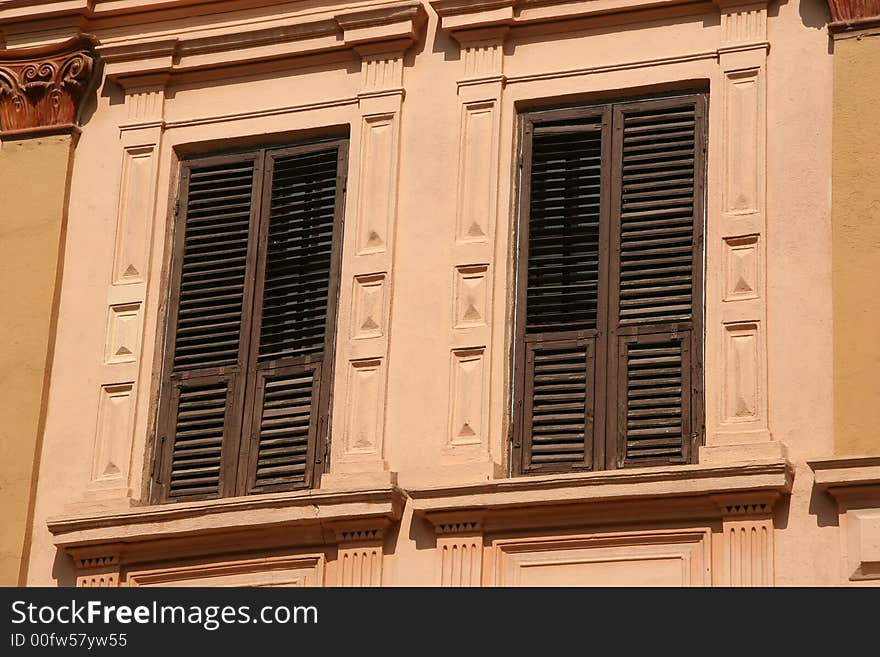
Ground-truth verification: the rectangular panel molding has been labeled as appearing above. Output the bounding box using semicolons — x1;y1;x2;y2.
723;69;761;216
723;235;759;301
89;383;135;489
456;101;497;244
343;358;384;456
351;273;386;340
453;264;489;328
356;114;396;255
112;145;157;284
126;555;325;587
105;303;142;364
493;530;711;587
721;322;762;425
448;347;486;447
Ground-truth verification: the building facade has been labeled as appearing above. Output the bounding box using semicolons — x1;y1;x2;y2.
0;0;878;586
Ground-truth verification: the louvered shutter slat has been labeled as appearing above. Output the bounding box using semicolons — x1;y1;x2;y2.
620;336;691;464
617;104;697;326
167;381;230;498
251;366;321;489
258;148;338;362
525;121;604;338
172;162;255;372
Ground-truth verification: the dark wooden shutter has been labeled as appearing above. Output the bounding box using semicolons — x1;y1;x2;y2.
153;153;263;502
608;95;705;467
241;142;347;494
513;94;705;475
513;108;610;474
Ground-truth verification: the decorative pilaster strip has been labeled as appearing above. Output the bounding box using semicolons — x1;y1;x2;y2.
324;38;414;487
0;35;100;139
86;73;168;503
442;26;507;477
704;0;775;458
712;493;776;586
334;526;386;587
436;520;484;587
72;549;122;588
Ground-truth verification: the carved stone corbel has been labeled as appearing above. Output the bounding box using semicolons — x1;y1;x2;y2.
332;521;389;586
0;35;100;139
423;512;485;587
70;546;123;588
712;492;778;586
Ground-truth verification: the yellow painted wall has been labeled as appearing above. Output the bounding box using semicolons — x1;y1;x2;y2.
0;135;74;584
833;34;880;455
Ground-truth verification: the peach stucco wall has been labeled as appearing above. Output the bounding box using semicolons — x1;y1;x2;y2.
2;0;865;586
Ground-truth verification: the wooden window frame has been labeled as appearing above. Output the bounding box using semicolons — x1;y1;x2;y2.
151;138;348;504
511;92;706;476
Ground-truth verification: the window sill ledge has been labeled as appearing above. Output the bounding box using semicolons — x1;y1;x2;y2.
48;485;406;552
409;459;793;532
810;455;880;507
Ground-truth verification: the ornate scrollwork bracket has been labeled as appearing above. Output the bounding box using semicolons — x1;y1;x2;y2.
0;35;100;139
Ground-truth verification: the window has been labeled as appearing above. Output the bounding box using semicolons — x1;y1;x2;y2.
511;94;706;475
151;139;348;503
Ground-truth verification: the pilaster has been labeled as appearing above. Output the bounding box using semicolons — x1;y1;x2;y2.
334;524;387;587
435;517;485;587
713;492;776;586
701;0;783;464
72;548;123;588
323;36;417;489
84;73;168;506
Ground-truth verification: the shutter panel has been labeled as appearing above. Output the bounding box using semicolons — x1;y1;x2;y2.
167;380;232;498
516;111;608;473
522;339;595;471
156;155;262;502
526;121;604;334
244;144;344;493
251;364;322;489
618;334;691;464
258;147;340;362
610;96;705;467
617;102;698;326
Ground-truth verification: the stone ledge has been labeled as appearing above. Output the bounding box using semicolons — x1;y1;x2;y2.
431;0;713;37
809;455;880;582
410;460;793;530
48;485;407;550
810;455;880;505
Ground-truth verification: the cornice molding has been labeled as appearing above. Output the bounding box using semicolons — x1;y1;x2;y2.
0;33;99;138
810;455;880;506
431;0;713;37
411;460;793;532
48;485;407;549
1;3;427;86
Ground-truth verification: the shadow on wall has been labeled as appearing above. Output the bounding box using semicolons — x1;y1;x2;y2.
51;549;76;587
809;483;840;528
791;0;832;29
